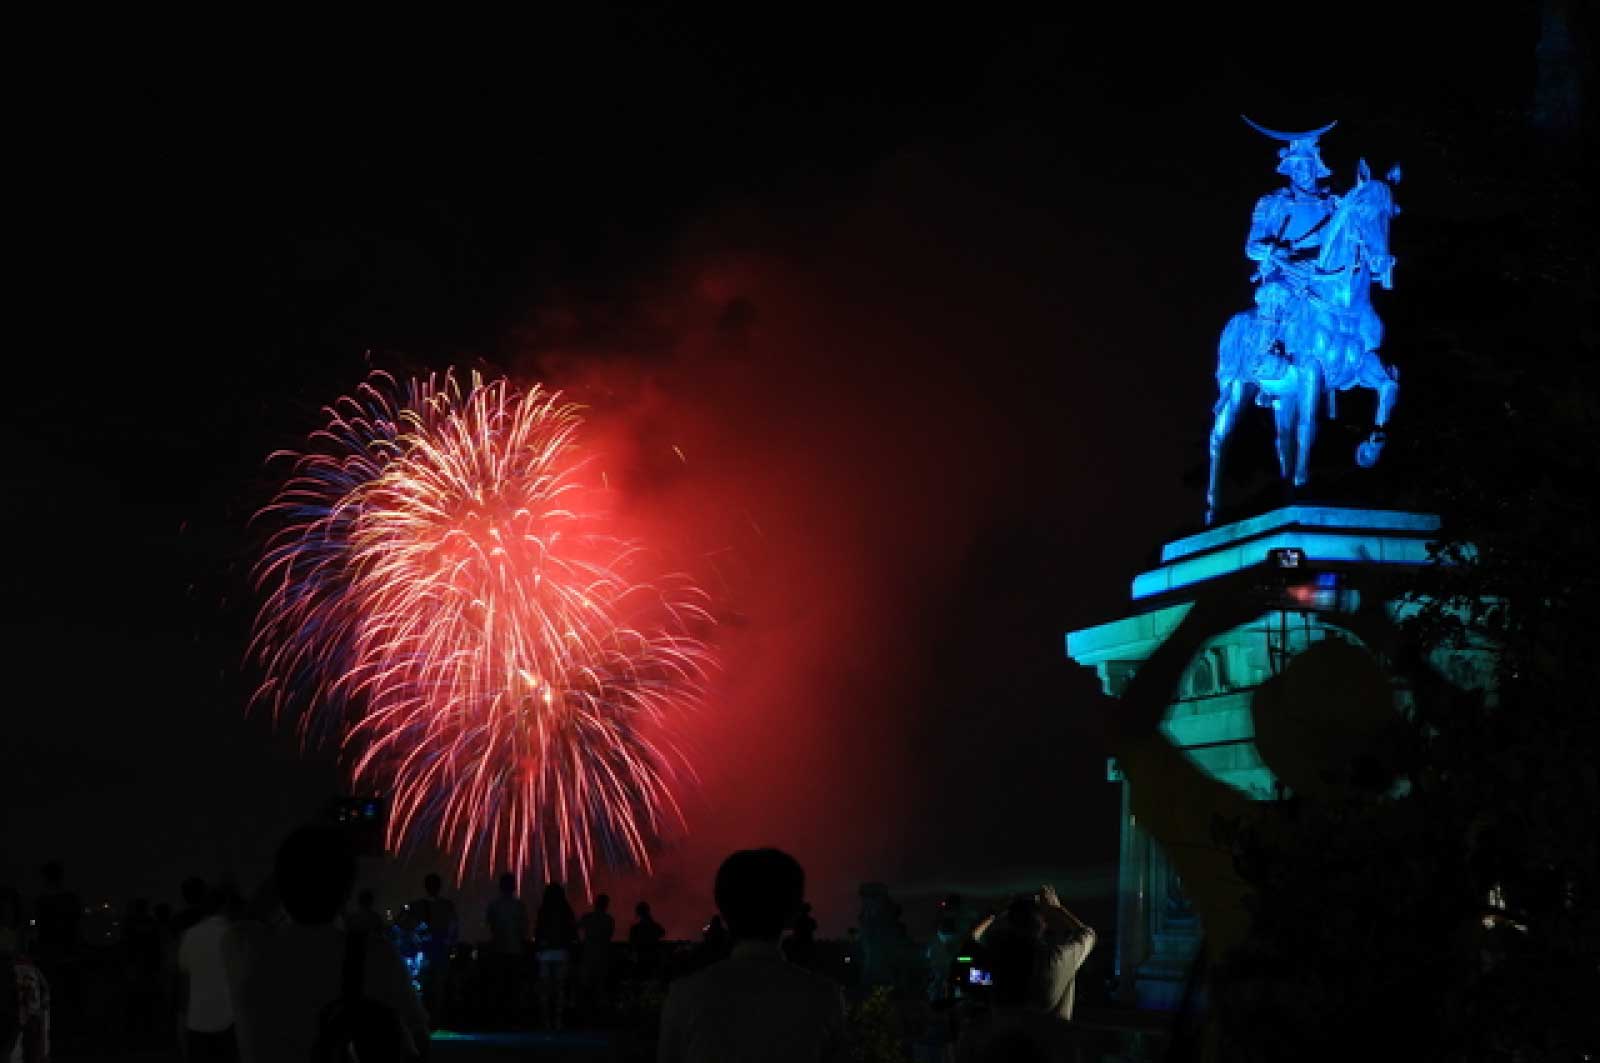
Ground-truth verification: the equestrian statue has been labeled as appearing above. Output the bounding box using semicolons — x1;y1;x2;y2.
1205;117;1403;525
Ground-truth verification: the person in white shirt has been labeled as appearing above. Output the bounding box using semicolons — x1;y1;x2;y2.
484;874;531;1029
960;885;1095;1063
223;826;428;1062
177;892;237;1061
659;848;847;1063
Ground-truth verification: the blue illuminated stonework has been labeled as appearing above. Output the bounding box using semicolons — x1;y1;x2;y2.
1067;116;1433;1017
1131;506;1439;600
1065;504;1452;1010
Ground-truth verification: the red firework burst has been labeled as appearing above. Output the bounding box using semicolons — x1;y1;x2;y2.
250;370;710;887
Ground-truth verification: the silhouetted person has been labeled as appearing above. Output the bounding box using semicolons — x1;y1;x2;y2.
173;877;211;938
916;913;966;1063
409;873;459;1031
629;901;666;979
856;883;899;989
123;897;164;1043
532;883;577;1031
1;886;50;1062
179;888;239;1060
33;862;80;953
696;914;730;968
960;885;1095;1063
171;872;214;1050
33;861;80;1048
783;901;817;969
925;916;961;1003
843;928;861;989
576;893;615;1021
224;825;426;1061
485;872;529;1028
345;889;385;935
659;848;846;1063
153;900;177;1032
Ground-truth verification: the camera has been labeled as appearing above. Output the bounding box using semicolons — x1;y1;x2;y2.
950;945;994;998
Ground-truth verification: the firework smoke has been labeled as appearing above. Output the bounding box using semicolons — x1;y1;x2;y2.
250;369;711;888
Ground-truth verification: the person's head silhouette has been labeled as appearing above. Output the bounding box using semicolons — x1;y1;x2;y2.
713;848;804;943
1004;895;1045;939
986;894;1048;1007
594;894;610;914
424;873;443;898
635;901;652;920
274;825;356;926
499;872;518;897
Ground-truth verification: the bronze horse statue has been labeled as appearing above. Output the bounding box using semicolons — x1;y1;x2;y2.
1206;160;1402;524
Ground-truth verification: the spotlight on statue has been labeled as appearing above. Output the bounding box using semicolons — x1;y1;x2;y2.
1258;549;1359;612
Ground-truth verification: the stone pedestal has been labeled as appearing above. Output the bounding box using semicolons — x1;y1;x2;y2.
1065;505;1443;1009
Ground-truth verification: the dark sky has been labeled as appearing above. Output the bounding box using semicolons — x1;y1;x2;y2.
3;7;1557;937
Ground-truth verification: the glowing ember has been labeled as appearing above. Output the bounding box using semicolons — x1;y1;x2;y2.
250;369;711;887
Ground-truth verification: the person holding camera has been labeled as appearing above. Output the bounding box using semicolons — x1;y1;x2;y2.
959;885;1094;1063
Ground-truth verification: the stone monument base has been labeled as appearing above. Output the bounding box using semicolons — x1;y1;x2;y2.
1065;505;1441;1009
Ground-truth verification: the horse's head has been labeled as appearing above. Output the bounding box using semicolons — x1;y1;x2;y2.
1321;159;1401;289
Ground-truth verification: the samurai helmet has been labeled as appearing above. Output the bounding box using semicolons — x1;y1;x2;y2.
1243;115;1336;179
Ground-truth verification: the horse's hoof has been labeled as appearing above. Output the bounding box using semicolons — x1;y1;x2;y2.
1356;438;1385;468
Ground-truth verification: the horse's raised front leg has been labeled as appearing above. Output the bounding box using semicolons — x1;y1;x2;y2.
1356;356;1399;468
1372;360;1399;427
1207;379;1248;525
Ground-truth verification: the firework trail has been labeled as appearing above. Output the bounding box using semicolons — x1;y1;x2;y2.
250;370;711;888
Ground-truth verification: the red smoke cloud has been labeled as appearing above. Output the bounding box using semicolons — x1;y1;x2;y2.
499;176;1070;933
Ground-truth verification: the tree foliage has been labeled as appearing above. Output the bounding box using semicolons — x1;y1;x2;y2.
1211;32;1599;1062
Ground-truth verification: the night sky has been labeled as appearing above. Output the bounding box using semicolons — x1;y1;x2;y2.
4;8;1554;939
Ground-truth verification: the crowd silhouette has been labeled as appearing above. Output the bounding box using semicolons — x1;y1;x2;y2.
2;842;1104;1062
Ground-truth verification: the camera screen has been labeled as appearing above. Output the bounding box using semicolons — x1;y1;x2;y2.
968;967;993;987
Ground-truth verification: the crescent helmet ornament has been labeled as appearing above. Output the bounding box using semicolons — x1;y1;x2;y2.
1240;115;1339;141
